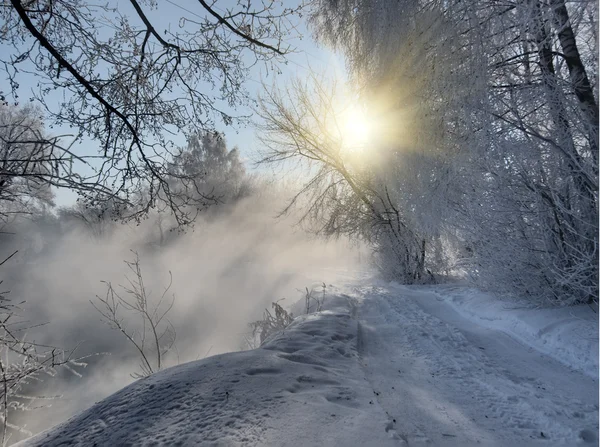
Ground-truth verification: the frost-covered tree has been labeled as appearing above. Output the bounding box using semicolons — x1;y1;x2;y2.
298;0;598;303
169;131;248;204
258;75;440;283
0;104;57;223
57;199;123;239
257;3;472;283
0;0;305;226
447;0;599;304
0;248;86;446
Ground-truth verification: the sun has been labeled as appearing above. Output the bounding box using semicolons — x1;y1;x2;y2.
341;105;372;150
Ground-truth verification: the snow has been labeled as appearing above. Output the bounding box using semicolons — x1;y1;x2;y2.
415;283;598;378
16;282;598;446
358;284;598;445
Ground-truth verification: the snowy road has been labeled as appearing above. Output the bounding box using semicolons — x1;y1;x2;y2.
18;283;598;446
356;285;599;446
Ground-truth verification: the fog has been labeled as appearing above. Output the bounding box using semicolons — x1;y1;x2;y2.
3;188;365;440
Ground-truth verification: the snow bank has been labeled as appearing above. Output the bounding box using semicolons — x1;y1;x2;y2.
15;283;596;446
16;293;397;447
428;285;598;378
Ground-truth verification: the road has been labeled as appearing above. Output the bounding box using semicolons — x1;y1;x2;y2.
356;285;599;446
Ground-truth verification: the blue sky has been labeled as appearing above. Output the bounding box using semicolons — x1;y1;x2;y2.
151;0;344;160
4;0;344;206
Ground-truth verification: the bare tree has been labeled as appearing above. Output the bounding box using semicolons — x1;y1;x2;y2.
0;0;306;225
92;251;176;378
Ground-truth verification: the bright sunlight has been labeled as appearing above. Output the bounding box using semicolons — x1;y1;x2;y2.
340;104;373;151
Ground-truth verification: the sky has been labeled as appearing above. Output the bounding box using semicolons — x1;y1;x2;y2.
2;0;345;207
156;0;345;157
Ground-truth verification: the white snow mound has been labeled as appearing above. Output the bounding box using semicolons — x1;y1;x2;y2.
16;285;598;447
17;294;399;447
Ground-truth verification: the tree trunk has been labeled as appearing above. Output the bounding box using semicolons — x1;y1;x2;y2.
530;0;598;301
550;0;599;166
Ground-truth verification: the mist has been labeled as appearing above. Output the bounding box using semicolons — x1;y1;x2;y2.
2;186;365;439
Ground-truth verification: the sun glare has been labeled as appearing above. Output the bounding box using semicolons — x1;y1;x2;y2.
341;105;372;150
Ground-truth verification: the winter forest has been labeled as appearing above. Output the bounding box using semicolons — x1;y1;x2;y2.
0;0;598;445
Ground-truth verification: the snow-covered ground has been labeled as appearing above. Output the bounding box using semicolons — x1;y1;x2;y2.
17;281;598;446
416;283;598;378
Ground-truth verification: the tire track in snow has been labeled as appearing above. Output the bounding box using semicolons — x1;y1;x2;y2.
354;285;598;446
